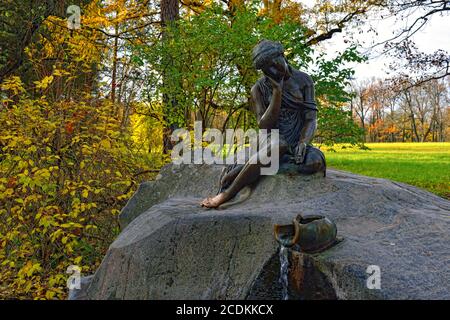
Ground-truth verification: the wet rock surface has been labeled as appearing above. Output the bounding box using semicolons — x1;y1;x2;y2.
71;163;450;300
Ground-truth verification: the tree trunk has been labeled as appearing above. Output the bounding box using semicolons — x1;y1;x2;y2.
111;22;119;104
161;0;180;154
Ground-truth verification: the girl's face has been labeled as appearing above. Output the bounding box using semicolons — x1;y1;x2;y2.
261;55;287;81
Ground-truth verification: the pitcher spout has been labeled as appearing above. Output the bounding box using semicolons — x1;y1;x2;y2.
274;214;342;253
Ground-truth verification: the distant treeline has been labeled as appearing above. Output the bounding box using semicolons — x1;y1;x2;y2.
350;78;449;143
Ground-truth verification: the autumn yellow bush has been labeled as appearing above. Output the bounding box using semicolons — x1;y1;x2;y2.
0;76;159;299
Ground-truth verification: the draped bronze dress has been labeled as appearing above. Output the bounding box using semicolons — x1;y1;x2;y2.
254;71;317;152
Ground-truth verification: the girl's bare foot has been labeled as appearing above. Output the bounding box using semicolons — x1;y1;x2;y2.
201;192;230;208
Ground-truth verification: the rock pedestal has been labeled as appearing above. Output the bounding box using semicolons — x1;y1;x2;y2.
70;163;450;300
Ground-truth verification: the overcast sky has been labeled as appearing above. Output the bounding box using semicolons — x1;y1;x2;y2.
300;1;450;81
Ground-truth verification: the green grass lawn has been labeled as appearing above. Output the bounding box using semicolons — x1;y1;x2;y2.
323;142;450;199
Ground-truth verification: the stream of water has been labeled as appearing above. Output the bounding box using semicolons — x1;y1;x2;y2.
279;246;289;300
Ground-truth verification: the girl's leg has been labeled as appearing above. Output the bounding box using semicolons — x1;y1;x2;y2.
201;140;288;208
219;164;244;191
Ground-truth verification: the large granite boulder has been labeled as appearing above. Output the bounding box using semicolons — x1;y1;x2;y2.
70;163;450;300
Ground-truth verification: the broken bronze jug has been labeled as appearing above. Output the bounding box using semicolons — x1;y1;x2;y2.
273;214;342;253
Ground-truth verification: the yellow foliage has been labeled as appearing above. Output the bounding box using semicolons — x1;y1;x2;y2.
0;76;156;299
130;102;164;154
33;76;54;90
1;76;26;95
0;0;170;300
